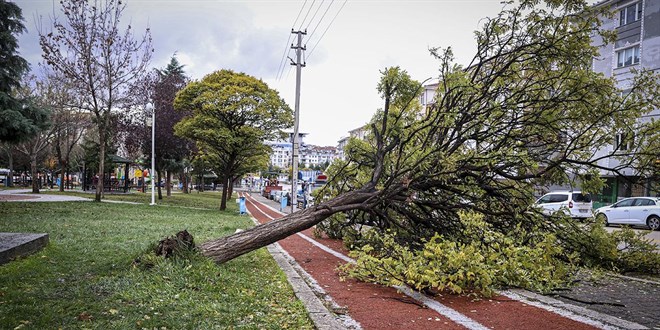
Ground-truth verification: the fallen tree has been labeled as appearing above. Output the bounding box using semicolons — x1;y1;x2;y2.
201;0;660;274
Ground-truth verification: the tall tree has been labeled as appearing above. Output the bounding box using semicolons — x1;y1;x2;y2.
14;74;53;193
150;56;192;199
39;0;152;201
38;69;90;191
0;1;49;143
200;0;660;264
174;69;293;210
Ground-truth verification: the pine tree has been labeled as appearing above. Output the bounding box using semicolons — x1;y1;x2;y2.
0;1;48;143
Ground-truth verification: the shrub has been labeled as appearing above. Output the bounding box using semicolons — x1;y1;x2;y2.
341;211;578;296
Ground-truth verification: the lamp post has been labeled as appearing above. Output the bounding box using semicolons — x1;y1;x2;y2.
146;102;156;206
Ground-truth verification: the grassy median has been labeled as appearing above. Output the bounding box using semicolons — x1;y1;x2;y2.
0;201;313;329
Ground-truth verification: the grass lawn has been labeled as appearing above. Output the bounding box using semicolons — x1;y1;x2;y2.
0;200;313;329
39;189;230;209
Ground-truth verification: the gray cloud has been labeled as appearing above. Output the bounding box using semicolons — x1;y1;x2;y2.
16;0;285;80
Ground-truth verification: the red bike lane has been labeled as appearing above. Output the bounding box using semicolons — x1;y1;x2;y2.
241;192;601;330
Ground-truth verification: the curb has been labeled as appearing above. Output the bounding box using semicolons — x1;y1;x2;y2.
245;214;356;330
266;242;357;330
500;289;648;330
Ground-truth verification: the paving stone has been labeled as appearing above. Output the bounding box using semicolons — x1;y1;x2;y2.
0;233;49;265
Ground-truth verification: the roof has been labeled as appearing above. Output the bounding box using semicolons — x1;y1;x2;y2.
110;155;132;164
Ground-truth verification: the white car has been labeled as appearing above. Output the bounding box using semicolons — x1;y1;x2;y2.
534;191;593;219
595;197;660;231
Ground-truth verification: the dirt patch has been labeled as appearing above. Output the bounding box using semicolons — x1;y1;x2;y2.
0;194;39;201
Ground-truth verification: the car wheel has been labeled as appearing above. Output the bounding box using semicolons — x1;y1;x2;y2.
647;216;660;231
597;213;609;227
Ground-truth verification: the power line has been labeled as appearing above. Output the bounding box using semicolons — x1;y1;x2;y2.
304;0;325;31
277;0;309;80
297;0;316;30
292;0;308;28
307;0;348;60
306;0;335;42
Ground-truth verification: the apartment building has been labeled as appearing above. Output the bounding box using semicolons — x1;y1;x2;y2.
591;0;660;202
267;133;339;169
336;125;369;160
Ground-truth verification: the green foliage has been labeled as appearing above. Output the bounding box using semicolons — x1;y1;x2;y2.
150;55;192;176
572;219;660;274
341;211;578;296
0;1;51;143
315;0;660;291
174;69;292;208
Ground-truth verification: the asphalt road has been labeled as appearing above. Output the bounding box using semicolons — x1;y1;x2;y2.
604;226;660;246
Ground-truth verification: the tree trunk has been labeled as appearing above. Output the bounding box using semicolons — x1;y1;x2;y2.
166;170;172;197
30;154;39;194
227;177;235;200
157;170;163;200
7;149;13;187
202;188;377;264
181;171;189;194
96;131;105;202
59;160;67;192
220;175;228;210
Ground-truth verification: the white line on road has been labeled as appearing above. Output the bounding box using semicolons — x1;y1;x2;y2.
242;193;490;330
499;289;647;330
243;192;652;330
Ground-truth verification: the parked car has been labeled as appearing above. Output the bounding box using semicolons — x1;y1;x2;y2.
594;197;660;230
534;191;593;219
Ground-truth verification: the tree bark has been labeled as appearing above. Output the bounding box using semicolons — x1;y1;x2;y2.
7;148;13;187
181;170;189;194
96;129;105;202
30;154;39;194
157;170;163;200
227;176;235;200
202;187;377;264
220;175;229;210
166;170;172;197
59;160;67;192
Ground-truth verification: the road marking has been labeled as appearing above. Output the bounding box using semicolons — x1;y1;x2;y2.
244;192;656;329
243;193;490;330
500;289;647;329
294;232;356;264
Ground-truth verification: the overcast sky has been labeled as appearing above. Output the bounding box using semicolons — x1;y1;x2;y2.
16;0;509;146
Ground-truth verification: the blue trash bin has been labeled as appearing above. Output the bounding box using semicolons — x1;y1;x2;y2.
239;197;247;214
280;196;287;211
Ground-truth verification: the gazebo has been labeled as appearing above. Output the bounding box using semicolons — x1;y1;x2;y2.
109;155;133;193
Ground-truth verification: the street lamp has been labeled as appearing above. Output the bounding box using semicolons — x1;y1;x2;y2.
146;102;156;206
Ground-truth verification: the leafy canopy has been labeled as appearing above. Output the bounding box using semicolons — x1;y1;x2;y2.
319;0;660;292
174;69;292;208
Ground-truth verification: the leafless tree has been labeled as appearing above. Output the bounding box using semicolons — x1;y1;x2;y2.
39;0;152;201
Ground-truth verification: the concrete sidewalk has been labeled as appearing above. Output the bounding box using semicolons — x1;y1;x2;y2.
0;189;91;202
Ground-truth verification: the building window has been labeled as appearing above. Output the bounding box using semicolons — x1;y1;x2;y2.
616;46;640;67
619;2;642;26
615;133;633;151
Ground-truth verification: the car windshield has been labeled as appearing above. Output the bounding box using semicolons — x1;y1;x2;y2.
572;193;591;203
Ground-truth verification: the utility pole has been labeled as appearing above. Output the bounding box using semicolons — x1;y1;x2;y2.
290;29;306;213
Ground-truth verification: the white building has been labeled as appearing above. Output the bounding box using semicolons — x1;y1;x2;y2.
591;0;660;201
336;125;369;160
267;133;339;169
